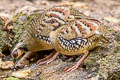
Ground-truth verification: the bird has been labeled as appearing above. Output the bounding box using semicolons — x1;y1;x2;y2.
49;18;103;72
11;5;88;68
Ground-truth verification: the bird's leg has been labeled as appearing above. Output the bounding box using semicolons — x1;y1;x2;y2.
14;51;34;69
37;50;59;65
37;50;56;63
64;51;89;72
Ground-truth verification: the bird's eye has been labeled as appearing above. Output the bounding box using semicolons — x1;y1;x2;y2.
68;15;75;21
51;19;56;23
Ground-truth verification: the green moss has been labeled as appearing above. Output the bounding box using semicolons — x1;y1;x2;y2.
97;53;120;79
0;8;44;54
0;29;11;54
7;77;20;80
11;10;44;46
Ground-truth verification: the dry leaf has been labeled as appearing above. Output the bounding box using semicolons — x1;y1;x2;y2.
11;69;31;78
0;58;14;69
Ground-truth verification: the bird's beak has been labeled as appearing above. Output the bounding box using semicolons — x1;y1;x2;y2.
52;23;59;27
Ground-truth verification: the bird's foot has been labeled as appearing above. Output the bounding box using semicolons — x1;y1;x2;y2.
64;63;81;72
64;52;89;72
37;51;59;65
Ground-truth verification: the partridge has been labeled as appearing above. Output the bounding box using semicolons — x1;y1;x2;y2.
11;5;87;68
50;18;103;72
